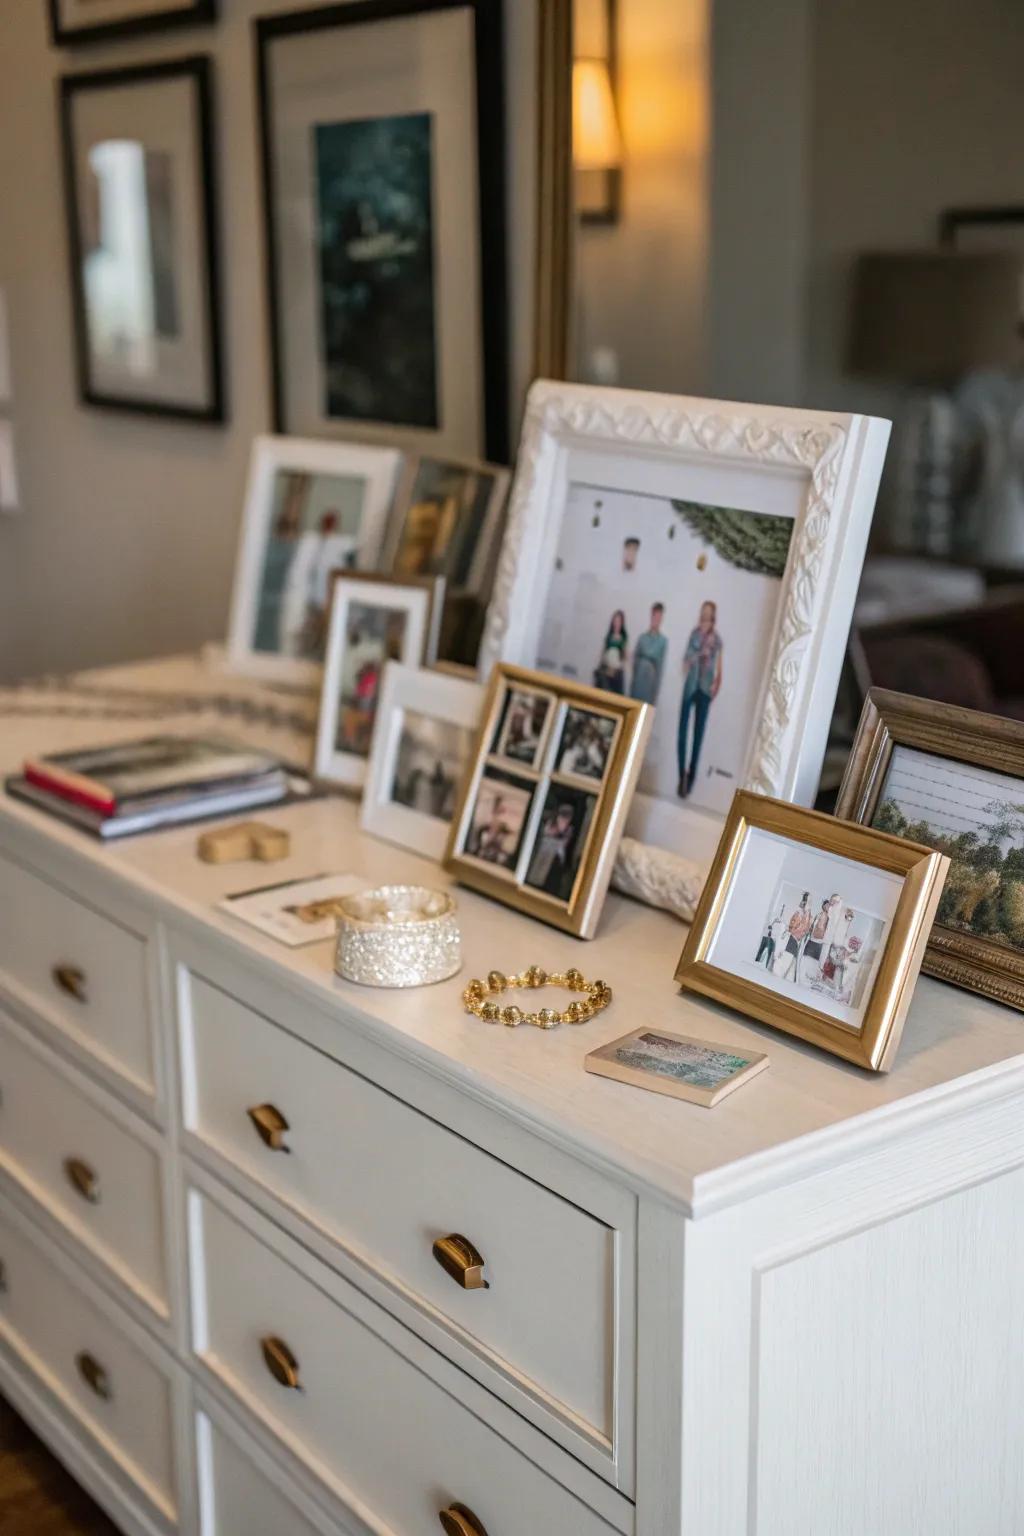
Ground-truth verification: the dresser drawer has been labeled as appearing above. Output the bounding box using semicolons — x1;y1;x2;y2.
0;853;153;1095
0;1200;178;1524
196;1406;358;1536
0;1009;167;1316
190;1189;621;1536
181;973;616;1454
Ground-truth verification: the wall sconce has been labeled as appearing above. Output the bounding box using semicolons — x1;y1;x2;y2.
573;0;622;225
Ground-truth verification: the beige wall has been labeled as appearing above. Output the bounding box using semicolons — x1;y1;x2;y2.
0;1;536;684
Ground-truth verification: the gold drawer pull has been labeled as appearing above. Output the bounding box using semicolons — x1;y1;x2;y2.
439;1505;489;1536
76;1351;112;1401
64;1157;100;1204
260;1335;301;1390
52;964;88;1004
247;1103;291;1153
432;1234;489;1291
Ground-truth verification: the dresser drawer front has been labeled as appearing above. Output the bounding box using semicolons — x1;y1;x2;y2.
0;1201;177;1520
191;1191;618;1536
182;972;615;1446
0;1010;167;1314
197;1410;357;1536
0;855;153;1093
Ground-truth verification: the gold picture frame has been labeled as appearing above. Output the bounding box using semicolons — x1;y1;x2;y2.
836;687;1024;1012
444;663;652;938
675;791;949;1071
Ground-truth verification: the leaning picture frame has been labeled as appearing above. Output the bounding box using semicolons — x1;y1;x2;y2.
361;660;484;859
49;0;216;47
675;791;949;1072
836;688;1024;1012
480;380;891;913
225;434;403;685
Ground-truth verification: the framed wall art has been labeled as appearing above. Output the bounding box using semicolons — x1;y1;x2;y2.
361;660;484;858
49;0;216;47
226;434;403;684
445;662;652;938
255;0;509;463
837;688;1024;1012
480;380;891;897
58;57;224;422
314;572;444;790
675;792;948;1072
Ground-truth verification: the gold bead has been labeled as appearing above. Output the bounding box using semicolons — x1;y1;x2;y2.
479;1001;501;1022
565;999;589;1023
564;967;584;990
463;979;486;1005
522;964;547;988
537;1007;560;1028
501;1005;523;1027
486;970;508;993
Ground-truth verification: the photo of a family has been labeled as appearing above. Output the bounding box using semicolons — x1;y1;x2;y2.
494;687;552;769
334;601;408;757
556;707;617;783
524;783;596;902
390;710;474;823
536;487;792;816
464;770;534;870
754;881;885;1012
254;467;365;660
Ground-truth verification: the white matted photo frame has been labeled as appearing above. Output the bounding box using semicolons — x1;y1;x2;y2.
226;434;403;684
314;571;444;791
481;380;891;913
445;662;652;938
360;660;484;859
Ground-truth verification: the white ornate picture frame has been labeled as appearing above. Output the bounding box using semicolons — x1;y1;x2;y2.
480;381;890;917
361;661;484;859
226;434;403;684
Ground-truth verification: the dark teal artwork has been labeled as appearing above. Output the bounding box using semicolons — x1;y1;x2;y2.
314;113;438;429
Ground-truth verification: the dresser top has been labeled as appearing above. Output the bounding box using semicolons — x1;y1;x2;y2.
3;652;1023;1216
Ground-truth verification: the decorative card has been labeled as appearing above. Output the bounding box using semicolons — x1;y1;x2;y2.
585;1025;768;1107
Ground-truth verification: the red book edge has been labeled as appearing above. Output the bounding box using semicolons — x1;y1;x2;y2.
23;761;116;817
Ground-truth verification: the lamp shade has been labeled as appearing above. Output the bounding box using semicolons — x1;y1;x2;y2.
573;58;622;171
849;251;1024;383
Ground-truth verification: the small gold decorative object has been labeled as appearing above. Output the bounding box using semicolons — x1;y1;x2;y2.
334;884;461;988
462;967;613;1029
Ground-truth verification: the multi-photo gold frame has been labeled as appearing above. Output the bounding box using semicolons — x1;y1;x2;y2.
445;664;652;937
675;792;949;1071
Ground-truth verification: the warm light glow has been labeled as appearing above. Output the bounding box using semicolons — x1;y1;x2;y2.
573;58;623;171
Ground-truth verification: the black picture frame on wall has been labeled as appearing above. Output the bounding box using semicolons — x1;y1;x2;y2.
58;56;225;424
49;0;217;48
255;0;510;464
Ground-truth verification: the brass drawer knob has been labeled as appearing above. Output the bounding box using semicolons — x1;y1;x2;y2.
439;1505;488;1536
76;1351;112;1401
432;1234;489;1290
64;1157;100;1204
247;1103;291;1153
260;1335;301;1390
52;964;88;1004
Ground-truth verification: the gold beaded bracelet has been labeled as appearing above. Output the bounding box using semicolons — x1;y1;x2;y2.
462;965;612;1029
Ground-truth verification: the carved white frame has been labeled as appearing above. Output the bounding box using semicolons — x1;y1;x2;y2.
480;381;890;918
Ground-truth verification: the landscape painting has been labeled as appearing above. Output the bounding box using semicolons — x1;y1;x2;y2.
872;744;1024;954
314;112;438;429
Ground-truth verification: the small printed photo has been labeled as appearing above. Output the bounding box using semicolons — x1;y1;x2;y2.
586;1025;768;1106
556;706;618;783
390;709;475;823
523;782;597;903
335;602;409;759
756;882;886;1013
464;770;535;870
493;686;552;769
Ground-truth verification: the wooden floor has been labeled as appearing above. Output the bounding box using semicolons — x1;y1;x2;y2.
0;1396;120;1534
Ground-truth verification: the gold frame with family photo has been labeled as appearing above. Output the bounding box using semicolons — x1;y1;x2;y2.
675;792;949;1071
313;570;444;792
836;688;1024;1012
444;663;652;938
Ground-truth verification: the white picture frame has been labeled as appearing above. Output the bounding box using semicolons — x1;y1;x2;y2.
0;421;19;515
480;380;891;898
314;573;441;791
226;434;403;684
361;660;484;859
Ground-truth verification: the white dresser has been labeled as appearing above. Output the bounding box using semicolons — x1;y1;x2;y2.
1;657;1023;1536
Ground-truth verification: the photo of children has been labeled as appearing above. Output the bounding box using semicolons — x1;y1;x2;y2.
493;687;552;769
523;783;597;903
465;770;534;870
334;602;408;758
556;707;617;783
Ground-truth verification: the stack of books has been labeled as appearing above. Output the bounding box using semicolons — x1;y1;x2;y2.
8;735;291;839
